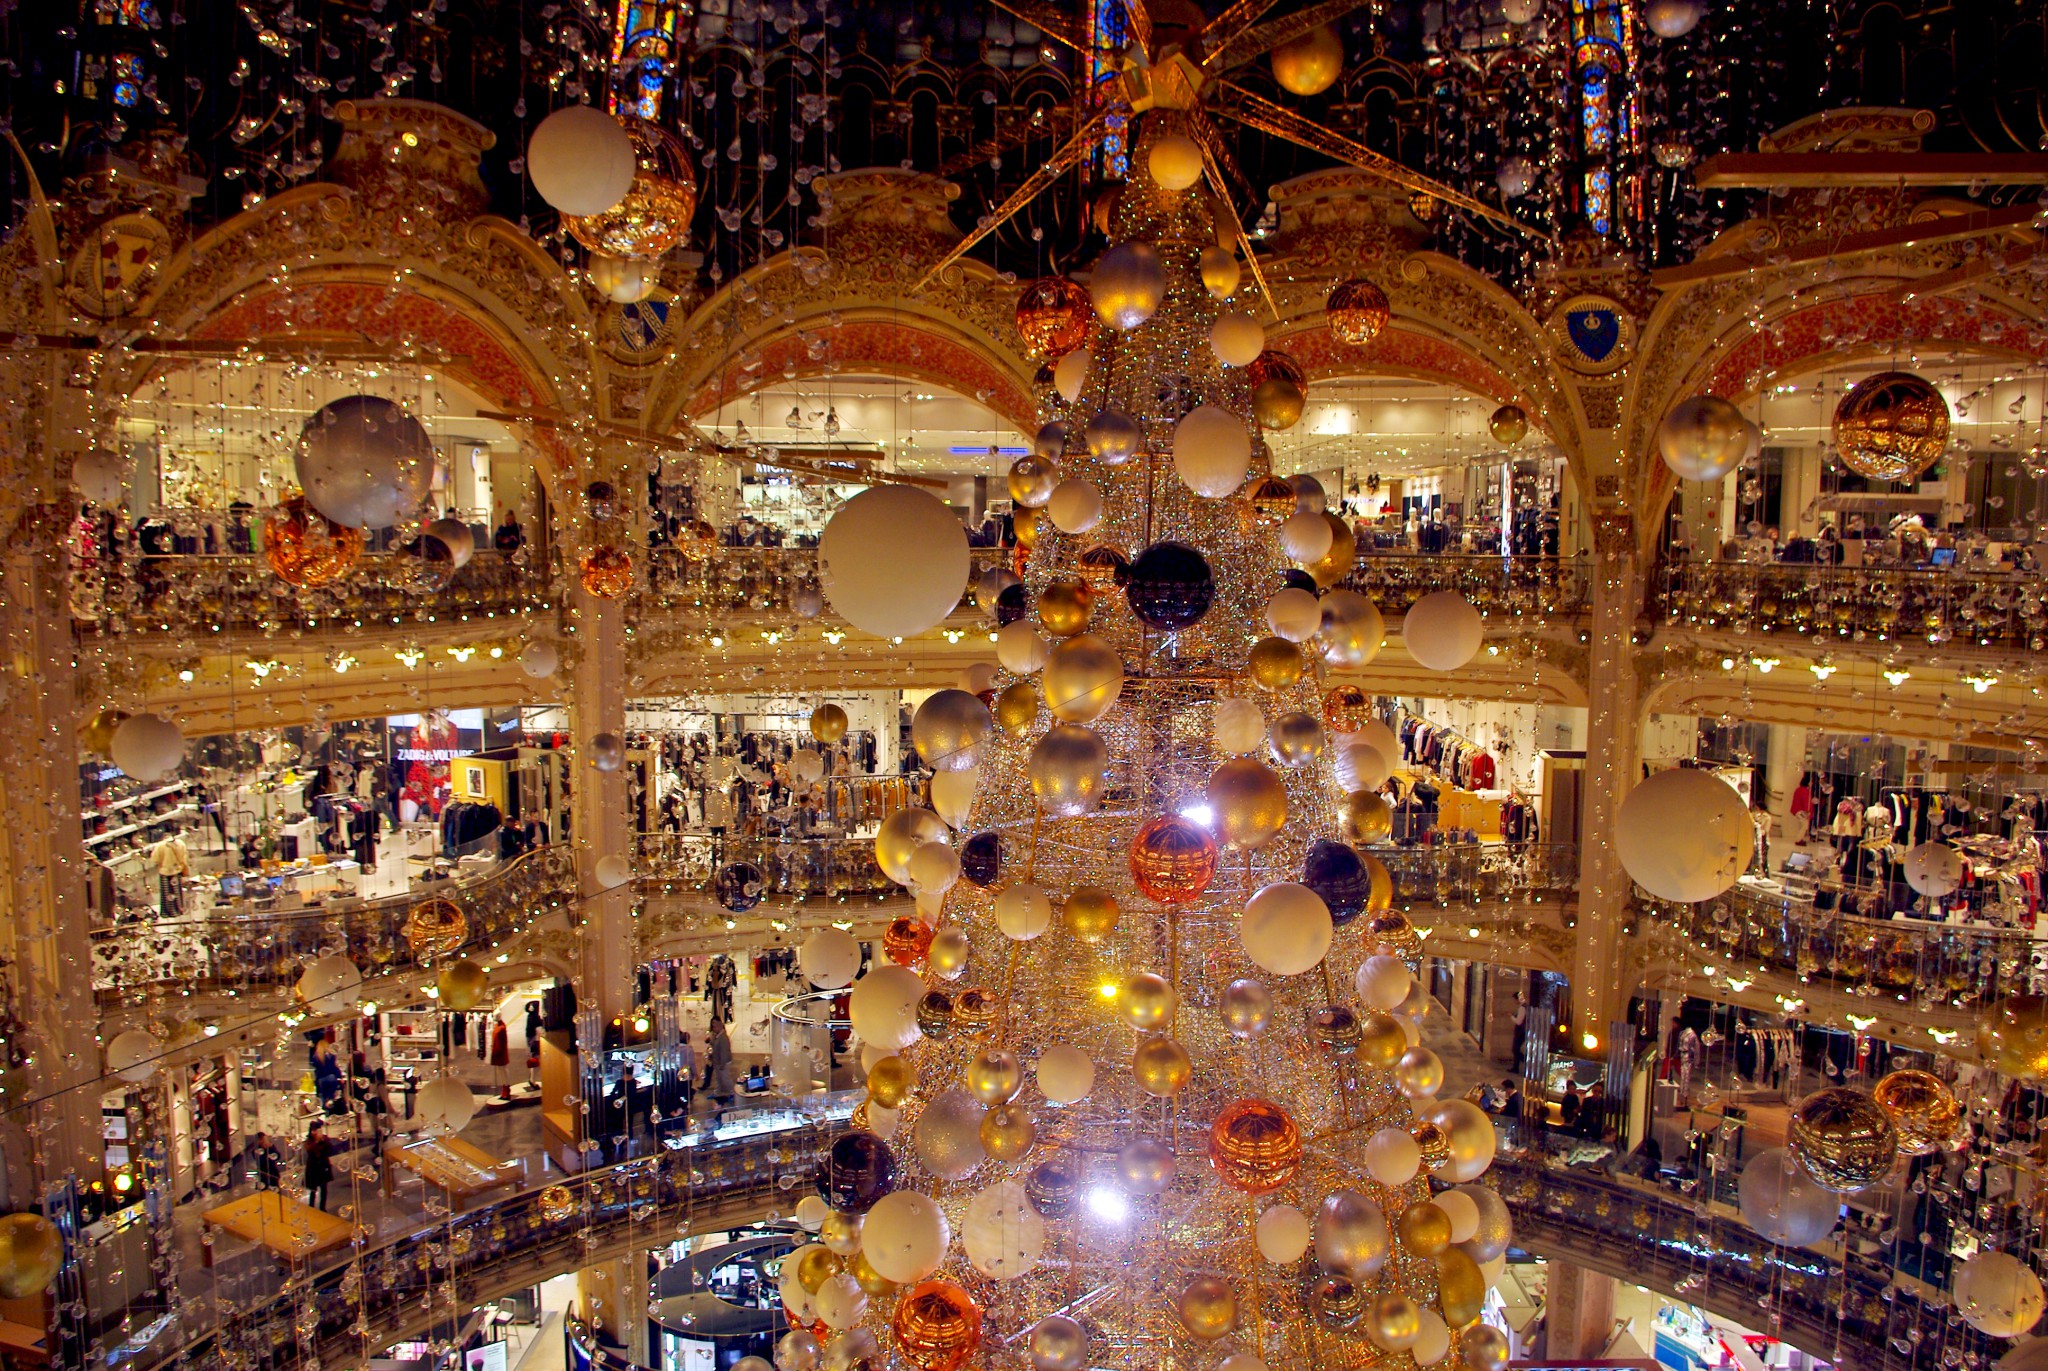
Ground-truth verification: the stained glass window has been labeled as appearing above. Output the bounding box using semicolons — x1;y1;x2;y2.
612;1;679;122
111;52;143;107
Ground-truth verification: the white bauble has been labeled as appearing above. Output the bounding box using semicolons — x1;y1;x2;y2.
997;623;1051;675
594;855;633;890
1496;156;1536;199
1433;1188;1481;1244
963;1179;1046;1279
814;1272;867;1329
1318;589;1385;668
1054;349;1092;403
1047;480;1104;534
527;105;637;217
820;486;970;640
296;395;434;529
1280;509;1335;564
1264;588;1322;642
1201;246;1242;299
417;1075;477;1133
1210;312;1266;367
1355;955;1414;1012
297;954;361;1014
427;517;475;571
106;1029;161;1083
794;1195;830;1231
1352;719;1399;762
799;928;861;989
1737;1148;1841;1248
111;714;185;782
1364;1127;1421;1186
930;769;979;829
1239;882;1334;976
1954;1251;2046;1338
1902;842;1964;898
995;883;1054;940
518;641;559;679
1173;405;1253;499
1035;1045;1095;1104
860;1191;951;1285
1336;743;1392;793
1615;768;1752;903
791;749;826;785
1402;591;1484;671
1644;0;1704;38
1215;698;1266;756
907;841;961;898
1411;1310;1452;1366
72;449;129;505
847;965;925;1050
589;254;659;304
1254;1204;1311;1263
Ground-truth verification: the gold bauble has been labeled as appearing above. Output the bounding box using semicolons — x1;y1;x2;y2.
1130;814;1220;905
1248;636;1305;690
563;120;698;258
579;544;634;598
1871;1069;1962;1156
1133;1036;1193;1097
1038;578;1094;637
1364;853;1394;912
266;495;364;587
1341;791;1394;845
994;682;1040;737
1253;378;1307;430
1372;1293;1423;1349
1981;993;2048;1081
1323;684;1372;734
1207;1097;1302;1194
1363;907;1420;956
965;1048;1024;1104
1076;543;1129;591
810;704;850;743
1397;1200;1453;1257
0;1214;61;1300
1063;885;1121;942
1043;634;1123;723
436;958;488;1012
1008;455;1058;509
1120;972;1178;1030
850;1248;898;1297
1834;371;1950;482
952;988;998;1035
820;1210;863;1256
891;1278;982;1371
1014;506;1041;550
1177;1275;1239;1341
1788;1086;1900;1193
1326;279;1391;346
1014;276;1094;360
867;1055;914;1109
798;1246;845;1293
1411;1120;1453;1172
1357;1012;1407;1068
1437;1247;1487;1328
539;1185;578;1222
1248;474;1297;525
1270;22;1344;95
979;1103;1037;1161
917;991;956;1040
1249;349;1305;391
1307;512;1357;586
79;708;128;757
1489;404;1529;445
1207;757;1289;850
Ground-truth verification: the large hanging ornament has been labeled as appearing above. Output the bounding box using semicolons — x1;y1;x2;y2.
1869;1070;1960;1156
296;395;434;529
1306;513;1357;586
1247;351;1307;430
1402;591;1484;671
579;545;633;598
1038;578;1094;637
1124;541;1215;630
1834;371;1950;481
1318;591;1383;665
1644;0;1705;38
1174;406;1254;498
810;704;850;744
912;690;994;773
1614;768;1751;902
1043;635;1124;722
1015;277;1094;359
1788;1087;1899;1193
111;714;185;782
1240;882;1333;974
527;105;636;217
1209;1098;1302;1193
1208;759;1289;849
1953;1251;2047;1338
1085;408;1144;465
0;1213;62;1300
1248;474;1298;525
1304;841;1371;923
562;119;697;260
1736;1148;1839;1247
1148;132;1206;191
1488;405;1528;445
1130;815;1220;905
1326;280;1390;345
1008;456;1058;509
1270;23;1344;95
1029;725;1109;817
1091;242;1167;331
1983;994;2048;1081
821;487;971;640
1901;842;1964;897
266;496;364;587
1657;395;1753;483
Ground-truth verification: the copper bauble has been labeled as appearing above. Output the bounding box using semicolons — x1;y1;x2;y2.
1207;758;1289;850
1177;1276;1239;1340
1014;506;1041;549
1312;1004;1363;1052
538;1184;577;1222
1130;814;1220;904
1133;1036;1193;1096
1248;635;1305;691
1789;1087;1899;1192
1271;22;1344;94
1208;1098;1302;1194
994;682;1040;737
1062;885;1121;942
1834;371;1950;482
980;1103;1037;1161
1307;512;1357;586
1038;578;1094;637
1015;276;1093;359
811;704;850;743
1488;404;1529;445
883;916;935;969
1323;685;1371;734
266;495;364;587
1982;993;2048;1082
1248;349;1305;391
1248;474;1298;525
891;1279;982;1371
1076;544;1130;591
1871;1069;1961;1156
867;1055;914;1109
579;544;633;598
1326;279;1390;345
436;958;489;1011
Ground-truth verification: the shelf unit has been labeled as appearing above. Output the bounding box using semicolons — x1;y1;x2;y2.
381;1007;443;1069
82;780;191;822
86;805;197;849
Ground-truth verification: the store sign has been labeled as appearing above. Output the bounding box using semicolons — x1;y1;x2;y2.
465;1345;508;1371
395;747;475;762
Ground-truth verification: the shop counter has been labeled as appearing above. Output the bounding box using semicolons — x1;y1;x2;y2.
382;1136;523;1210
201;1190;353;1263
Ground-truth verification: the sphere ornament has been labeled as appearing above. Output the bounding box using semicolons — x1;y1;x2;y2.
1954;1251;2047;1338
1015;276;1093;359
1270;710;1326;767
1983;993;2048;1081
1437;1247;1487;1327
1315;1190;1390;1278
1035;1046;1095;1105
1489;404;1529;445
1323;684;1372;735
1615;768;1750;903
1149;132;1206;191
1049;481;1103;536
1644;0;1705;36
1737;1148;1839;1247
526;104;636;216
1117;1138;1178;1194
979;1104;1038;1162
1657;395;1753;483
1249;636;1305;690
1201;245;1242;299
1091;241;1167;330
1132;1035;1193;1096
1077;543;1130;590
891;1278;983;1371
1270;22;1344;95
866;1056;914;1109
1304;840;1371;923
883;916;936;969
1240;882;1333;975
0;1214;61;1300
1028;1316;1088;1371
912;689;994;772
1008;455;1058;509
1319;590;1383;665
296;395;434;529
1086;408;1144;464
1062;885;1121;942
1307;513;1358;586
1174;405;1254;498
1029;724;1110;817
562;119;698;260
821;486;970;640
994;683;1041;738
1124;541;1215;630
1248;351;1307;430
1789;1087;1899;1193
580;545;634;598
1326;279;1391;345
436;958;488;1011
1221;978;1273;1037
818;1131;897;1214
266;496;364;586
1834;371;1951;481
1177;1276;1239;1340
1249;474;1298;525
1131;814;1220;904
1208;758;1289;850
1208;1098;1302;1194
1870;1069;1961;1156
1043;635;1124;723
810;704;850;743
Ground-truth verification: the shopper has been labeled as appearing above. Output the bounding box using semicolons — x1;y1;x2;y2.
490;1017;512;1100
249;1131;281;1190
303;1124;333;1211
676;1033;696;1111
705;1020;735;1109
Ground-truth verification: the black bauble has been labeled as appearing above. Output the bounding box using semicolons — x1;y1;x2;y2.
995;581;1030;627
1303;840;1370;924
961;830;1004;887
1124;540;1215;631
714;861;764;913
817;1130;897;1213
1281;568;1318;595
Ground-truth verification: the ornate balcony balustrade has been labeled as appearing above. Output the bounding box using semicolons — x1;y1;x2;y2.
1376;842;1579;909
1636;881;2036;1012
88;847;577;1005
1653;559;2048;656
1345;553;1589;619
636;831;896;901
71;548;559;639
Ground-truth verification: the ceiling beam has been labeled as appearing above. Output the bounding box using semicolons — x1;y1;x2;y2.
1648;204;2042;290
1692;152;2048;189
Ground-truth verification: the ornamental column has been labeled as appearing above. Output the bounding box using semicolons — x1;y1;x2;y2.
566;582;636;1020
1540;1261;1618;1360
579;1256;652;1365
1570;511;1643;1052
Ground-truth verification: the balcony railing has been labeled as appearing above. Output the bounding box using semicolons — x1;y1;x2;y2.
105;1105;845;1371
1653;558;2048;654
630;546;1012;621
71;548;559;637
1376;842;1579;907
88;847;578;1004
1343;553;1589;618
636;831;895;900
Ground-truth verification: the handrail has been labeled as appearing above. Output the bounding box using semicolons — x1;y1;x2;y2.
1373;842;1579;907
105;1105;848;1371
636;831;895;899
88;847;578;1003
1342;552;1590;616
1653;557;2046;655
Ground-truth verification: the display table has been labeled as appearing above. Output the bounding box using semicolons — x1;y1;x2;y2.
382;1136;522;1210
201;1191;352;1263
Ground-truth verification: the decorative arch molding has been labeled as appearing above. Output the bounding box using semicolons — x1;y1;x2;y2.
1639;659;2034;747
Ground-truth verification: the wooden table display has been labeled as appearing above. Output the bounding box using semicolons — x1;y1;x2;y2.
201;1190;353;1263
382;1135;521;1209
